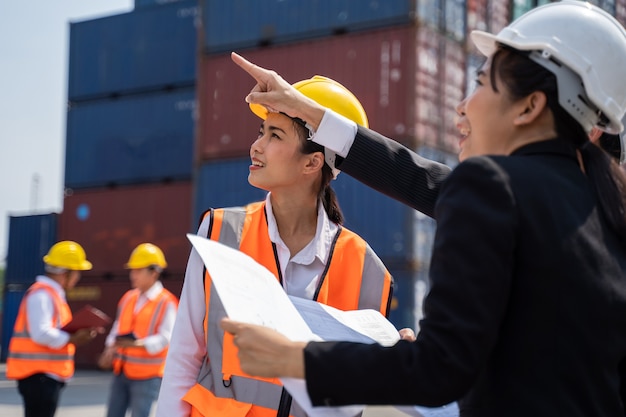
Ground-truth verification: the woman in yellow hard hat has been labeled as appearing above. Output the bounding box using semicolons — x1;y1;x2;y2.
156;77;393;417
6;240;98;417
99;243;178;417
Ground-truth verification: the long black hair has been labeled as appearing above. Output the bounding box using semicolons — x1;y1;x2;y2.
491;46;626;243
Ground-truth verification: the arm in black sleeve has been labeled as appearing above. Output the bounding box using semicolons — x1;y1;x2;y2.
304;157;517;407
335;125;452;218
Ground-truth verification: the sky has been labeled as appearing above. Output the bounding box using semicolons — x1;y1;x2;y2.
0;1;134;267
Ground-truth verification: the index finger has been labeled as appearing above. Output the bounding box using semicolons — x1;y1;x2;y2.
231;52;268;85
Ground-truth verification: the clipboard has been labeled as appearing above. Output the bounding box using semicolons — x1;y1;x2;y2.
115;332;137;341
62;304;112;333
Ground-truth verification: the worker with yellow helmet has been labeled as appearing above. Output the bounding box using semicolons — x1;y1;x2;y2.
155;76;393;417
6;240;98;417
99;243;178;417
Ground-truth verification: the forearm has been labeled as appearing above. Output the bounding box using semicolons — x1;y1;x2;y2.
337;126;452;218
303;340;462;407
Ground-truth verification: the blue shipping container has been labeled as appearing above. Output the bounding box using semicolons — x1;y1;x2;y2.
5;213;58;284
202;0;413;53
194;158;267;223
387;268;417;331
65;88;196;189
334;174;414;261
136;0;188;8
1;286;28;362
68;0;198;101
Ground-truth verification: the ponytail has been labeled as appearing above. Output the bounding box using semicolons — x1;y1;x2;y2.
294;119;345;225
319;168;344;225
578;142;626;243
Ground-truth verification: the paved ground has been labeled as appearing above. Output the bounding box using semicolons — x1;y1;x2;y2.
0;362;458;417
0;363;157;417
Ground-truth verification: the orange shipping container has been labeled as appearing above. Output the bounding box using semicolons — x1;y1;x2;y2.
489;0;510;35
441;37;466;151
197;25;467;160
617;0;626;25
59;182;193;278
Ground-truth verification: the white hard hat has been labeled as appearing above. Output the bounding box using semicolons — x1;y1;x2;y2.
470;0;626;134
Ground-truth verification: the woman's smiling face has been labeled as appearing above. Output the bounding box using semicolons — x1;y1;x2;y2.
455;55;523;162
248;112;312;192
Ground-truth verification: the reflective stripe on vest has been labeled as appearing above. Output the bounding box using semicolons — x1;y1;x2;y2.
6;282;75;380
191;202;392;416
112;288;178;379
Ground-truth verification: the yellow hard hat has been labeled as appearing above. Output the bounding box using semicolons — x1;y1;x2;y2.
43;241;93;271
249;76;368;179
125;243;167;270
249;75;368;128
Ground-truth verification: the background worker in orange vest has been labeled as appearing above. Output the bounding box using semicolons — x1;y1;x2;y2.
6;240;98;417
155;77;394;417
98;243;178;417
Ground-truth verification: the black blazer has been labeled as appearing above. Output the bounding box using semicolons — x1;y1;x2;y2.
306;127;626;417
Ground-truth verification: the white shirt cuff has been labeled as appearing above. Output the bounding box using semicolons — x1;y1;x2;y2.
312;109;358;158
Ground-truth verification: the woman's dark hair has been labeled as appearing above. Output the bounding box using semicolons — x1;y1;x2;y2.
599;132;622;162
491;46;626;242
292;119;344;225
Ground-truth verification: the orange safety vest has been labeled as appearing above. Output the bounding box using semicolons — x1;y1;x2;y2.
112;287;178;379
182;202;393;417
6;281;75;380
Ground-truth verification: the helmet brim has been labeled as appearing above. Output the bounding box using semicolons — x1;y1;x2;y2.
470;31;499;57
43;257;93;271
249;102;269;120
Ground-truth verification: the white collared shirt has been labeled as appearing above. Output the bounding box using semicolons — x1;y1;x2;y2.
105;280;177;355
264;193;338;299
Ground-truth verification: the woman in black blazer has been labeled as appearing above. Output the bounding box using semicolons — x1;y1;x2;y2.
222;2;626;416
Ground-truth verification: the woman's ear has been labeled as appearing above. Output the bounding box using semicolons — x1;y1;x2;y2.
514;91;548;126
303;151;325;174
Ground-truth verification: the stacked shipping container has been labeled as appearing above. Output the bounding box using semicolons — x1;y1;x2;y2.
28;1;197;367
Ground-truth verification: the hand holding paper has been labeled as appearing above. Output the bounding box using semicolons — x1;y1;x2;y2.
186;233;318;342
